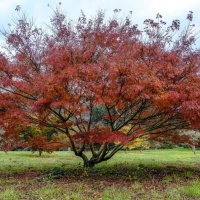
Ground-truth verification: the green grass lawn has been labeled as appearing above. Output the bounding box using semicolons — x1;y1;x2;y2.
0;148;200;199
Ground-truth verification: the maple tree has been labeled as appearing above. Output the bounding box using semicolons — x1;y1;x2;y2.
0;8;200;167
20;126;67;156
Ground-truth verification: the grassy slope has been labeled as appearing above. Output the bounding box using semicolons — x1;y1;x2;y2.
0;148;200;199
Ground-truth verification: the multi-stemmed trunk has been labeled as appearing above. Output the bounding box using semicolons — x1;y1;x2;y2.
71;143;123;168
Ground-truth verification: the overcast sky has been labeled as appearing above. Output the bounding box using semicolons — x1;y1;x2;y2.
1;0;200;25
0;0;200;42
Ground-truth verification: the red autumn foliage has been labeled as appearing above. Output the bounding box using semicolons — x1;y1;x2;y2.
0;8;200;166
74;131;128;144
24;135;67;156
149;131;193;146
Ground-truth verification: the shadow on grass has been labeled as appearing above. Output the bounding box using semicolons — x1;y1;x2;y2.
42;163;200;181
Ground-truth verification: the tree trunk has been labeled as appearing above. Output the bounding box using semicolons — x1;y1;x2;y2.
192;145;196;155
39;150;42;157
83;160;95;168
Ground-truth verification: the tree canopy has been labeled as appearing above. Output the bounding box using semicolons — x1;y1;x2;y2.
0;8;200;167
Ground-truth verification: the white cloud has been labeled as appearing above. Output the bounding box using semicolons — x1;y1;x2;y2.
0;0;23;12
149;0;200;15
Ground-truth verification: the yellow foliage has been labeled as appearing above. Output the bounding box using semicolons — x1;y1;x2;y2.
120;125;150;150
125;137;150;150
120;124;132;135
